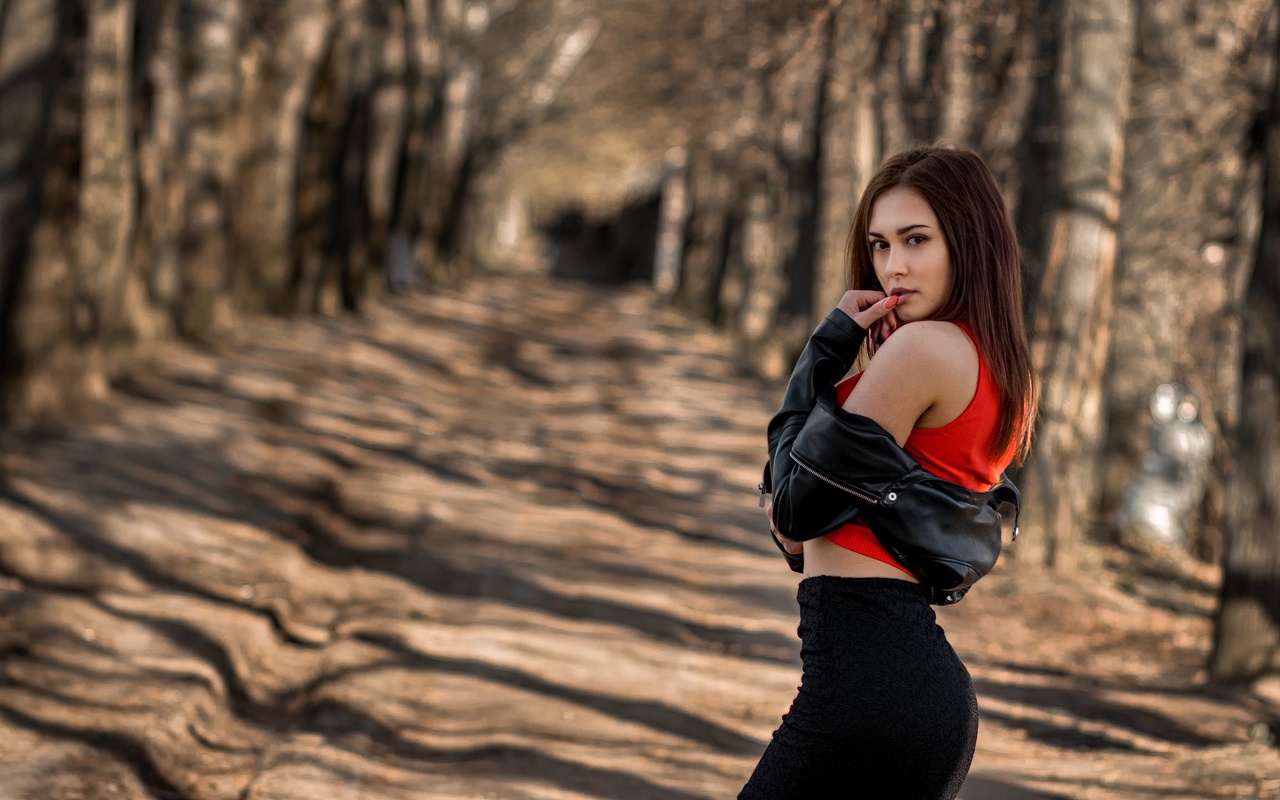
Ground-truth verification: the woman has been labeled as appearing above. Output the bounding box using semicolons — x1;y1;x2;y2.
741;144;1037;799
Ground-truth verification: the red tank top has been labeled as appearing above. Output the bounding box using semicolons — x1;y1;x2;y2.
825;323;1015;577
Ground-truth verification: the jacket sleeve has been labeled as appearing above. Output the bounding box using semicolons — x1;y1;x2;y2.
763;308;868;545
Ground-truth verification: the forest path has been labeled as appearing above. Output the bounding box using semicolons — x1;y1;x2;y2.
0;273;1276;799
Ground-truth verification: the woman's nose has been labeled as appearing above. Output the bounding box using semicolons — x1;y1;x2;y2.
885;249;907;276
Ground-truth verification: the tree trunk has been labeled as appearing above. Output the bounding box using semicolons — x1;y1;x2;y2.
975;1;1042;225
364;1;409;291
393;0;436;230
1209;23;1280;683
231;0;332;315
176;0;241;341
329;0;376;312
127;0;181;343
1012;0;1062;318
0;0;60;320
1016;0;1134;571
652;146;690;298
0;0;62;424
294;34;342;315
421;1;477;282
0;1;103;426
676;0;742;321
722;8;818;375
899;0;934;142
813;3;884;322
76;0;136;364
679;146;734;321
938;0;975;144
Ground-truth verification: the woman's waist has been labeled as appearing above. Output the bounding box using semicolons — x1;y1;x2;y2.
803;536;920;583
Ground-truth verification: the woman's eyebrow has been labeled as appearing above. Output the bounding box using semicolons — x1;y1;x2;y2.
867;223;932;238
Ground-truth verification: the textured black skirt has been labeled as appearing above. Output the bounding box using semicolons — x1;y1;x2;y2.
739;576;979;800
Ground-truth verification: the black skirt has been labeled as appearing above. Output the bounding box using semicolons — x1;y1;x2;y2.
739;577;979;800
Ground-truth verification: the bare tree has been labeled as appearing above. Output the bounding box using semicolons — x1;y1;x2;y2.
76;0;136;359
0;0;63;424
674;0;746;322
1016;0;1135;571
1210;19;1280;683
129;0;183;342
176;0;241;341
812;2;883;323
231;0;332;315
0;1;104;425
363;2;410;293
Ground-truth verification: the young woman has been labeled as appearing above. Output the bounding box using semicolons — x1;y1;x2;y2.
741;144;1038;799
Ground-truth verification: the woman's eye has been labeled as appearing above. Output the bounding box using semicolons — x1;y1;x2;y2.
870;240;888;252
907;234;927;245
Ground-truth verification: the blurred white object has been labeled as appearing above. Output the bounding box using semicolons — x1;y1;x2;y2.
1116;382;1213;550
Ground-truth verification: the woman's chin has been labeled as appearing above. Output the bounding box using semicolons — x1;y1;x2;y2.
894;301;936;323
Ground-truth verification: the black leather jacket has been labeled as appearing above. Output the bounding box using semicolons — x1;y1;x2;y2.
759;308;1021;604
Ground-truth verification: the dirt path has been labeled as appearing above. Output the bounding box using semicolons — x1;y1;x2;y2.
0;273;1277;799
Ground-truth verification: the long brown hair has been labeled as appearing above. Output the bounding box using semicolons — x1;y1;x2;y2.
845;144;1038;465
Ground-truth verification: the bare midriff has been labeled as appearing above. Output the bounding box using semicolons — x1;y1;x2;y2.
802;537;920;582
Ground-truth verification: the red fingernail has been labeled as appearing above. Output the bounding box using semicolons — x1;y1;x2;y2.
884;295;898;310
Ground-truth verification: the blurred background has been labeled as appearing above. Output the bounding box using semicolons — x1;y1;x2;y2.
1;0;1279;798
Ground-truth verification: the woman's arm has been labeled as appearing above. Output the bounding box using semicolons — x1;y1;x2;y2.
762;291;899;564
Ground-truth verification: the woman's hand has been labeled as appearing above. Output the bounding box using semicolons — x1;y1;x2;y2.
836;289;900;345
765;498;803;555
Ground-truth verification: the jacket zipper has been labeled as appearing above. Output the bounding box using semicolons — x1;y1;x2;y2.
791;454;880;505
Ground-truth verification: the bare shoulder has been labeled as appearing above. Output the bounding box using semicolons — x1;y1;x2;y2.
873;320;976;371
844;321;979;441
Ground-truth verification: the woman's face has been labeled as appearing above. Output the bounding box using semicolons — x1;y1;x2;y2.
866;187;953;323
